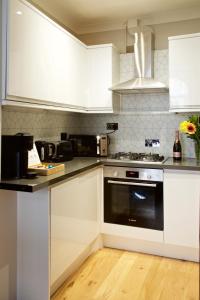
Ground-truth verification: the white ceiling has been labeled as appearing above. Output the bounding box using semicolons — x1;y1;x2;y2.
31;0;200;34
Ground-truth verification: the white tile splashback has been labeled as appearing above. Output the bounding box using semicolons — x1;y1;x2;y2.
120;49;169;85
2;107;81;141
120;53;135;82
154;50;169;86
1;50;196;158
77;113;195;158
121;93;169;112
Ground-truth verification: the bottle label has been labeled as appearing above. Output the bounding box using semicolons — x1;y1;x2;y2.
173;152;181;158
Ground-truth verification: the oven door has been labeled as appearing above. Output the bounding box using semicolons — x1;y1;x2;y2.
104;177;163;230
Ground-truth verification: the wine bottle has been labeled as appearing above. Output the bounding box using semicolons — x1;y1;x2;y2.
173;130;182;160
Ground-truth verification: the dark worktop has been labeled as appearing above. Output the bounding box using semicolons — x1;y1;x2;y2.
0;157;199;192
163;157;200;171
0;158;102;192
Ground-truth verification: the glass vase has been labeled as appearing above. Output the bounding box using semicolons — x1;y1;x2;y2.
194;141;200;161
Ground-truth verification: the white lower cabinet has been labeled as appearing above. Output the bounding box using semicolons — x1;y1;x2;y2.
164;169;200;248
4;167;200;299
50;167;102;293
15;167;102;300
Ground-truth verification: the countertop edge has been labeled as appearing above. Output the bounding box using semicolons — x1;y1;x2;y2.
103;160;200;171
42;161;103;191
0;157;200;193
162;164;200;171
0;161;103;193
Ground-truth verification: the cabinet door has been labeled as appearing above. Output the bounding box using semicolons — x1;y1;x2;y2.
169;34;200;112
50;168;102;289
7;0;87;109
87;45;118;112
164;169;200;248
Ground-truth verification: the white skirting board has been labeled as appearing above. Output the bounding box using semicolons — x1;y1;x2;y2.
102;234;199;262
101;223;164;242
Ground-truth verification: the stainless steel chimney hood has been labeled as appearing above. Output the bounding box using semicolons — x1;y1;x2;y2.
110;23;168;94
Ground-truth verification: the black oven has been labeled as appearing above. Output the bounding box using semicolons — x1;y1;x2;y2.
104;166;163;230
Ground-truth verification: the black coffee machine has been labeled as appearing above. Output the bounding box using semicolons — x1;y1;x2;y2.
1;133;33;179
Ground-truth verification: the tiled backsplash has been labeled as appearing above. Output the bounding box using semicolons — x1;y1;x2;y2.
2;107;81;141
2;107;194;158
120;49;169;85
77;113;194;158
1;50;195;158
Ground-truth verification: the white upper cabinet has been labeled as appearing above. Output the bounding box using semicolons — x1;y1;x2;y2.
87;45;120;113
2;0;119;112
7;0;88;109
169;33;200;112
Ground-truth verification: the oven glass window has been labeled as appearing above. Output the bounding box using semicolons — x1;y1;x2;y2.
104;178;163;230
130;187;156;220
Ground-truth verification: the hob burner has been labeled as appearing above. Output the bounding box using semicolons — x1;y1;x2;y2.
108;152;165;163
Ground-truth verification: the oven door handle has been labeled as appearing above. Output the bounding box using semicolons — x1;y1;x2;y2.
107;180;157;188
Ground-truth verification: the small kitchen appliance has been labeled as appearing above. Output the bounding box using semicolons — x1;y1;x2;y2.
1;133;34;179
69;134;109;157
35;140;73;162
51;141;73;162
97;134;109;157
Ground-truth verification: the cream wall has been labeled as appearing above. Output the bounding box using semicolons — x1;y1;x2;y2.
28;0;200;52
152;18;200;49
27;0;77;36
79;18;200;52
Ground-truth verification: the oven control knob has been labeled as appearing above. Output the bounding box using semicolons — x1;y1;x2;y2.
147;175;152;180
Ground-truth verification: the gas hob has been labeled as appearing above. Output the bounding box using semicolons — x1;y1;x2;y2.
106;152;165;164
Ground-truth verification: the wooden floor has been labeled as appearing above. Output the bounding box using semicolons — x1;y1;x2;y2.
51;248;199;300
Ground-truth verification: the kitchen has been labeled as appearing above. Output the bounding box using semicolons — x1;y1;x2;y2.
0;0;199;299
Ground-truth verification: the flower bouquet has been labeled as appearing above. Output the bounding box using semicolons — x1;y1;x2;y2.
179;115;200;161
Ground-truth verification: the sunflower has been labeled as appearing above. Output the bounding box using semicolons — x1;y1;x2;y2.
180;121;196;134
179;121;190;133
186;122;196;134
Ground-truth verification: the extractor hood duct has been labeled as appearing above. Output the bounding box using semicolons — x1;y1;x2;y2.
111;22;168;94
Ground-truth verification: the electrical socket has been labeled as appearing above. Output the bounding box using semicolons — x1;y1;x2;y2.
106;123;118;130
145;139;160;147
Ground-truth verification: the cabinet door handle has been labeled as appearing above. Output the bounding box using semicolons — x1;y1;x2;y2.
107;180;156;188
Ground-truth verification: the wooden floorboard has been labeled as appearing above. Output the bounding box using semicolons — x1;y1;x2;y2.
51;248;199;300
